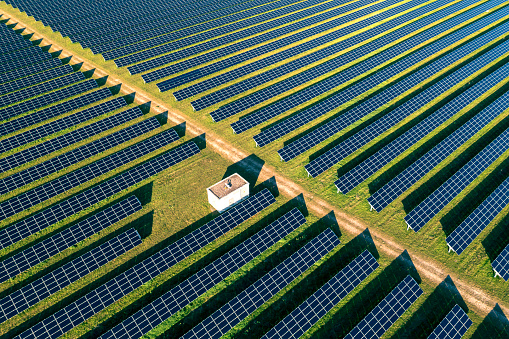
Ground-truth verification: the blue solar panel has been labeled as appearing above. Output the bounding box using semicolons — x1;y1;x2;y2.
191;0;434;113
335;60;509;194
428;305;472;339
0;123;173;222
0;195;141;285
368;88;509;212
345;275;423;339
0;87;111;138
0;104;141;173
156;0;381;88
404;125;509;232
0;227;141;323
181;228;340;339
0;39;31;55
0;78;97;121
304;26;509;178
0;58;62;84
0;52;52;73
0;45;43;64
101;207;306;339
0;72;84;108
262;250;379;339
0;141;199;251
446;173;509;255
15;189;274;339
0;95;123;155
492;244;509;281
0;64;74;95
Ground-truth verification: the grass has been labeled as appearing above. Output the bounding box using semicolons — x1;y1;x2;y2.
1;0;509;337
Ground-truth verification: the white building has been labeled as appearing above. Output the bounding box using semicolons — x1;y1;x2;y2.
207;174;249;213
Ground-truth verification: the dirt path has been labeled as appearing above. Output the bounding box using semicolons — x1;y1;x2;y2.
1;6;507;320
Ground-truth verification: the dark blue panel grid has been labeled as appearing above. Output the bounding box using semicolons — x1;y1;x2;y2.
428;305;472;339
304;28;509;178
0;141;200;251
0;105;142;174
0;196;141;285
0;58;62;85
404;126;509;232
335;60;509;194
0;122;171;222
492;244;509;281
0;228;141;323
15;189;274;339
345;275;423;339
262;250;379;339
0;64;74;96
368;86;509;213
181;228;340;339
101;207;306;339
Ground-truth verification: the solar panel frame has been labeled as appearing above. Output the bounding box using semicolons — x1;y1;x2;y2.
427;305;472;339
492;244;509;281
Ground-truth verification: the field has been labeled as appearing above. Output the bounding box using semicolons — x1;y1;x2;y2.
0;0;508;337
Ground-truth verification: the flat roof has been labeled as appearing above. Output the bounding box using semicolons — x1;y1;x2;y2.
208;173;248;199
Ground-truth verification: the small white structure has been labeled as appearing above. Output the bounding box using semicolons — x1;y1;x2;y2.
207;174;249;213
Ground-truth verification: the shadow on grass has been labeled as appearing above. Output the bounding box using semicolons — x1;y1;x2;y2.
482;214;509;262
402;110;509;214
312;250;421;338
439;154;509;236
158;203;338;338
222;154;265;191
472;304;509;338
234;228;380;338
85;189;306;338
392;275;468;338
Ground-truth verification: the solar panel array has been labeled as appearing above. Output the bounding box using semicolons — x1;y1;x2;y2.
0;196;141;284
446;170;509;255
262;250;379;339
304;26;509;178
368;87;509;213
192;0;436;114
404;125;509;232
344;275;423;339
0;119;168;222
100;207;306;339
261;5;509;150
181;228;340;339
16;189;274;339
428;305;472;339
0;228;141;323
335;60;509;194
0;141;199;251
492;244;509;281
0;65;74;95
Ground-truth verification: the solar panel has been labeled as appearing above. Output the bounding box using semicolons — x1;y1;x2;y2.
335;60;509;194
0;196;141;284
0;64;74;95
0;52;52;73
0;141;200;251
0;105;142;174
0;87;111;138
368;87;509;212
155;0;380;87
270;9;509;153
304;27;509;178
262;250;379;339
0;95;123;155
344;275;423;339
0;58;62;84
101;207;306;339
0;122;172;222
181;228;340;339
492;244;509;281
428;305;472;339
405;125;509;232
0;45;43;64
446;173;509;255
15;189;274;339
0;78;97;121
0;72;84;108
0;228;141;323
192;0;435;114
0;39;31;55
